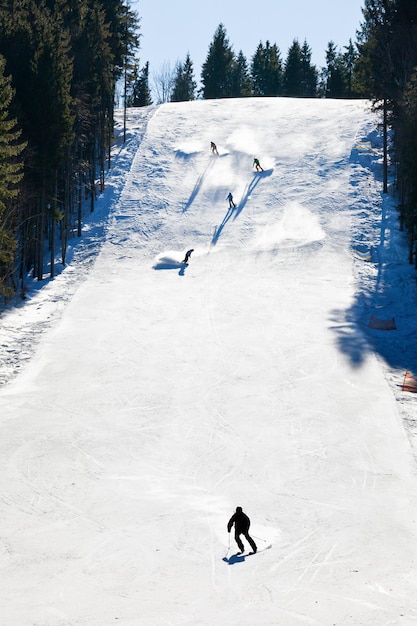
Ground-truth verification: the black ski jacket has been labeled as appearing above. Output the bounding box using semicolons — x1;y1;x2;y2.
227;511;250;534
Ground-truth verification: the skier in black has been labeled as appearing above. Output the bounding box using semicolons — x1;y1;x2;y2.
227;506;257;554
210;141;219;155
181;248;194;264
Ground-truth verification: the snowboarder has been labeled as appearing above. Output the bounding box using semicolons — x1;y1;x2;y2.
253;158;264;172
227;506;257;554
210;141;219;155
181;248;194;264
226;192;236;209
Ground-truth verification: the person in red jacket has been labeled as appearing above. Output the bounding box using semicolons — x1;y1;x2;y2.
227;506;257;554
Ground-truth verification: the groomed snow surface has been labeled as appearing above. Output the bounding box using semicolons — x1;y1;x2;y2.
1;98;417;625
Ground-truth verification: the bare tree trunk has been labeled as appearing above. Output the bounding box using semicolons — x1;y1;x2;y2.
50;204;55;278
383;99;388;193
37;185;45;281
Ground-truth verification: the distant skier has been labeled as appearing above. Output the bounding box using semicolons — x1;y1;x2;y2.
210;141;219;155
181;248;194;264
227;506;257;554
227;192;236;209
253;158;264;172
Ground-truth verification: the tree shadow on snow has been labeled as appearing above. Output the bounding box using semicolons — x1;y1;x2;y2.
330;130;417;372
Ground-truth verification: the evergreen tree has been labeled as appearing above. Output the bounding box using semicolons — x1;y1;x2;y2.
355;0;396;100
0;0;141;288
356;0;417;264
171;53;197;102
170;62;184;102
300;40;318;97
321;41;346;98
399;69;417;262
118;1;141;139
356;0;417;102
251;42;266;96
201;24;235;99
35;1;75;278
101;0;140;79
129;62;153;106
230;50;252;97
251;40;282;96
0;54;25;299
343;39;358;97
283;39;303;96
31;2;74;171
2;0;76;280
182;54;197;100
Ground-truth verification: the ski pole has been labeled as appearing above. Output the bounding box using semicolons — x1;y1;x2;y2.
225;532;231;557
252;535;267;543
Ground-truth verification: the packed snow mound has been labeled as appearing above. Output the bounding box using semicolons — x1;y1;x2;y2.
252;200;326;250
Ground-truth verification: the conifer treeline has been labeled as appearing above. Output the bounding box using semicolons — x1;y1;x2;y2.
146;25;358;104
198;25;356;101
0;0;139;298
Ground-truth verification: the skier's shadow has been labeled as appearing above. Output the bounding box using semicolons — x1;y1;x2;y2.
153;257;188;276
234;169;273;219
212;169;274;244
212;206;235;245
183;159;215;212
222;553;246;565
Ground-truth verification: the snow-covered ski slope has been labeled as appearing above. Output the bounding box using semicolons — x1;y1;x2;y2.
1;98;417;625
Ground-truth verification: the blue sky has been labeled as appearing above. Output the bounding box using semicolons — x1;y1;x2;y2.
131;0;365;79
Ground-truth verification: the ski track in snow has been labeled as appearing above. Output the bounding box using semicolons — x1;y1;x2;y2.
1;98;417;625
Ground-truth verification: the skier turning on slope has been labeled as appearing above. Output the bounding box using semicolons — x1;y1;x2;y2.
227;192;236;209
253;158;264;172
181;249;194;264
210;141;219;155
227;506;257;554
